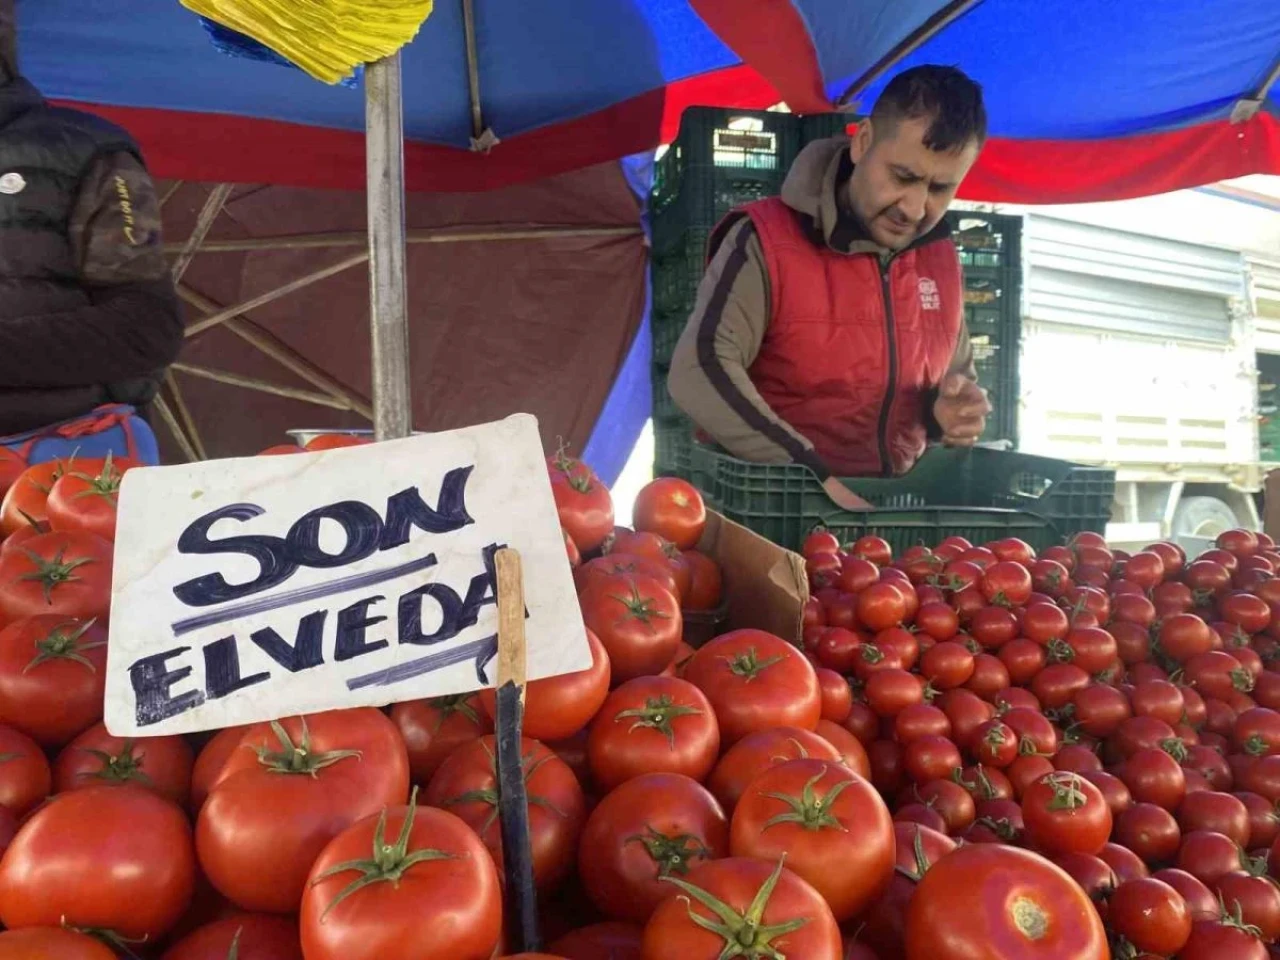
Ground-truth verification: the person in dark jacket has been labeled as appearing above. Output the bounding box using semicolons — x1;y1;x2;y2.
0;2;182;439
668;66;991;509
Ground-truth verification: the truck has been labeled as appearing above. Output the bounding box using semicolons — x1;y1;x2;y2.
959;179;1280;550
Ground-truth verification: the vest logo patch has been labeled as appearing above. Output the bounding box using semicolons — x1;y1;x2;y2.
918;277;941;311
0;173;26;196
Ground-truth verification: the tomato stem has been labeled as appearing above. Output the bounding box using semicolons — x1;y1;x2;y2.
442;742;566;835
760;771;851;832
24;618;103;673
614;694;702;746
725;647;786;681
313;786;457;919
626;826;710;877
254;718;362;777
18;546;94;603
67;452;125;506
607;583;673;631
1042;771;1089;811
82;740;154;788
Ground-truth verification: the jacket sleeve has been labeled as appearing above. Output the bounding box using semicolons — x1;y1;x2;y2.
0;151;183;388
666;217;834;481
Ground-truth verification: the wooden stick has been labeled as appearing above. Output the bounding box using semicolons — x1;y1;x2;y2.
170;363;353;410
162;225;643;254
170;183;232;286
152;395;198;462
159;180;185;209
493;547;540;952
184;252;369;338
175;284;374;419
164;372;208;461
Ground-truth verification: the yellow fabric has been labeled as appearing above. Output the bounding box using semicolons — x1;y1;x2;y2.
182;0;434;84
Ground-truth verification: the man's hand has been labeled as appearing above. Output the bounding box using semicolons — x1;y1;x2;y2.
933;373;992;448
823;476;874;511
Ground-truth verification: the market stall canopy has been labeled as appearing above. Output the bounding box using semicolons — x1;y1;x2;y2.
22;0;779;193
693;0;1280;202
22;0;1280;202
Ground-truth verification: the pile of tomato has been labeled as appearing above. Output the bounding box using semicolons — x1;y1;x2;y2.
4;437;1280;959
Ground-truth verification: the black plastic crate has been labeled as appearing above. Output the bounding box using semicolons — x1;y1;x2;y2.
950;210;1023;272
652;311;685;369
654;418;695;480
688;444;1114;554
799;112;854;145
652;367;681;422
652;227;710;318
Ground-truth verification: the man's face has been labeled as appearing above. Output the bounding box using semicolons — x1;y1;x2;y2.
847;115;980;250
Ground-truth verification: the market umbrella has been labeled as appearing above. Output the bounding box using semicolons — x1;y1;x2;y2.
693;0;1280;202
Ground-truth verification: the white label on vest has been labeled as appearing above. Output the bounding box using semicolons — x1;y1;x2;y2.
0;173;25;195
918;277;941;311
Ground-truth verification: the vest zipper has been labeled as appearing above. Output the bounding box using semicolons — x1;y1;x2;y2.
876;259;897;476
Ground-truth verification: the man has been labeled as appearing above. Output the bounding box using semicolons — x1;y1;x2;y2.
0;3;182;442
668;65;991;509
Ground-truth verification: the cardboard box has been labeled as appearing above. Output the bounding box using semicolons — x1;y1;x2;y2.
689;510;809;647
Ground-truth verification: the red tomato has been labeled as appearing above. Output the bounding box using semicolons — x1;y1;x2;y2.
587;675;719;791
576;554;680;601
682;551;723;611
683;630;821;744
189;724;248;812
815;719;871;777
305;434;371;451
1176;830;1245;887
1217;871;1280;942
1114;803;1182;864
0;615;106;746
632;478;706;550
53;722;193;806
1107;877;1192;956
1072;683;1131;739
0;928;117;959
258;444;303;455
426;735;584;893
920;641;975;690
45;456;139;542
972;604;1021;648
802;530;841;559
981;561;1034;607
579;574;681;683
0;785;194;940
641;857;842;960
708;727;842;812
1021;771;1112;856
161;914;303;959
729;759;893;921
479;629;610;742
851;535;893;567
197;708;409;912
864;668;924;718
299;797;502;960
1120;747;1187;811
579;772;728;924
549;922;644;960
0;723;49;816
0;457;87;536
895;703;952;744
549;452;614;552
0;530;112;624
856;582;908;631
391;693;492;786
904;843;1108;959
903;735;962;785
815;667;853;723
1178;919;1269;960
1152;867;1219;920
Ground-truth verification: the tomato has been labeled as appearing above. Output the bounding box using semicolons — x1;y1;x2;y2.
1185;561;1233;602
851;535;893;567
843;700;879;744
915;601;959;641
641;856;842;960
188;725;247;813
0;615;105;746
426;734;584;894
1060;627;1117;675
1151;867;1218;920
1130;679;1185;726
0;928;117;959
1217;871;1280;942
587;676;719;791
1112;593;1157;630
1021;771;1112;857
1003;707;1059;757
0;785;193;939
1120;747;1187;811
939;688;996;747
198;708;410;912
0;457;85;536
856;582;908;632
1123;550;1167;589
966;652;1011;699
708;727;842;812
1222;591;1273;633
479;631;610;744
1146;541;1187;577
549;922;644;960
578;772;727;924
904;843;1107;959
0;524;45;564
901;735;961;785
999;637;1047;686
860;822;956;956
895;703;952;744
809;670;850;726
45;456;139;542
304;434;372;451
803;530;842;559
577;554;680;602
1107;877;1192;956
1178;918;1269;960
971;719;1018;768
632;478;706;550
920;641;974;690
915;778;977;833
863;667;923;717
1099;841;1150;884
0;723;49;816
1175;790;1250;847
816;719;871;778
299;796;502;960
579;573;681;682
807;551;843;588
1235;790;1279;848
1218;528;1260;558
970;605;1019;649
684;630;820;744
682;551;723;611
730;759;893;922
981;561;1033;607
1234;706;1280;757
391;694;492;786
549;452;614;552
1176;830;1244;886
53;722;193;805
1030;663;1090;710
161;914;303;959
1071;683;1131;738
0;530;112;624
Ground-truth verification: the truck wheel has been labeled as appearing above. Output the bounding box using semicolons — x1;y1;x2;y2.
1171;496;1240;540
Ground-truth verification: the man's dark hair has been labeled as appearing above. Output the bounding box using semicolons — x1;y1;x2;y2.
870;65;987;151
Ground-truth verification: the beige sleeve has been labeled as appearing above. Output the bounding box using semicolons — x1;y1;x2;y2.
666;217;831;478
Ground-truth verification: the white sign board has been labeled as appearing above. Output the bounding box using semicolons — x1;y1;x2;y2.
104;414;589;736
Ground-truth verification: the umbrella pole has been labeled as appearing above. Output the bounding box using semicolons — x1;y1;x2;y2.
365;54;413;441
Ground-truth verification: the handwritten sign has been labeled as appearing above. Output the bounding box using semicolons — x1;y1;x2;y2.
104;414;589;736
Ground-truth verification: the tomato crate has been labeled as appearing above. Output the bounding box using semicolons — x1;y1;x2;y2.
950;210;1022;272
654;418;694;480
652;227;709;319
651;367;681;422
688;444;1114;554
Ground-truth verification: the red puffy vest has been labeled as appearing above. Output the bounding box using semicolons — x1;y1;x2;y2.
735;197;963;477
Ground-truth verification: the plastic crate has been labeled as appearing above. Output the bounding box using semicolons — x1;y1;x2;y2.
799;113;854;145
652;311;685;369
652;108;801;254
652;368;681;422
652;228;709;318
688;444;1114;554
654;418;694;480
949;210;1023;272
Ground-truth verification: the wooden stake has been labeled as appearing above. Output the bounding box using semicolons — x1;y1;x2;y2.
493;547;540;952
170;183;232;286
152;395;198;462
170;363;353;410
161;225;643;254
